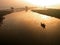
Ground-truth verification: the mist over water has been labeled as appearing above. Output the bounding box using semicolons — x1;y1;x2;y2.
0;10;60;44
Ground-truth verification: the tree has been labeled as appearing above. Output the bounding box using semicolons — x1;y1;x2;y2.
10;7;14;12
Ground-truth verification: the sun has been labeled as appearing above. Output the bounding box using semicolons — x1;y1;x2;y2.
25;0;60;7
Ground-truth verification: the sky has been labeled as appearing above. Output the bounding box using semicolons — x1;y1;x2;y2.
0;0;30;9
24;0;60;9
0;0;60;10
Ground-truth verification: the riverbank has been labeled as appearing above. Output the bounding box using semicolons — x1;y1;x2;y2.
32;8;60;19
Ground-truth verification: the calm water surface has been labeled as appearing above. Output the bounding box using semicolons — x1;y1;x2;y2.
0;10;60;44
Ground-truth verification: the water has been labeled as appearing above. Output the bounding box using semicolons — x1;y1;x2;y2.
0;10;60;45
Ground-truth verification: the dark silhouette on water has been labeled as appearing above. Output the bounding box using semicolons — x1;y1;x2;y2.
41;22;46;29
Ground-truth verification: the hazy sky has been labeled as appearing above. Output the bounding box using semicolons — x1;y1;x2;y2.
24;0;60;9
0;0;30;9
0;0;60;9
